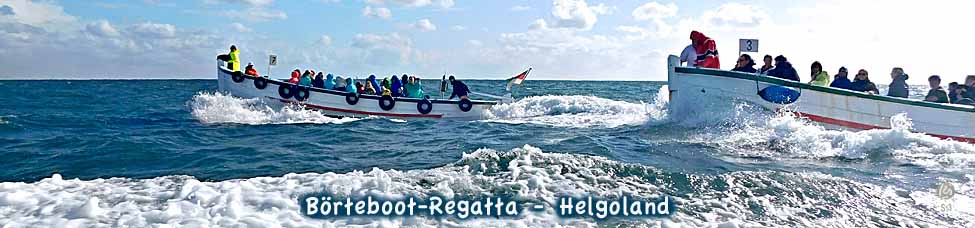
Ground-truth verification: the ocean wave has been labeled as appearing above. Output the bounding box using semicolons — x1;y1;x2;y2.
188;91;359;125
0;145;968;227
483;90;667;128
692;104;975;170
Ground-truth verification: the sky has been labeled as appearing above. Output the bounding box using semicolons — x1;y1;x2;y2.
0;0;972;83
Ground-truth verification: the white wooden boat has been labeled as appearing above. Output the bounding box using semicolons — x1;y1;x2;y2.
666;55;975;143
216;63;498;119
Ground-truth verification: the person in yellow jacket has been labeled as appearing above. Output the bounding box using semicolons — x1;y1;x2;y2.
809;61;830;86
228;45;241;72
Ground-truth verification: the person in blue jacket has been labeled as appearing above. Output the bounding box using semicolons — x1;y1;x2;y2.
829;67;853;90
324;73;336;90
299;70;313;86
368;75;382;95
766;55;800;81
390;76;402;97
448;75;470;100
344;78;357;94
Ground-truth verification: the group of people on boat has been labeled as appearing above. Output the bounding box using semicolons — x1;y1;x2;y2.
221;45;473;100
679;31;975;105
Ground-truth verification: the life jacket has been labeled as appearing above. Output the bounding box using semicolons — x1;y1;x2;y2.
289;70;300;84
228;50;240;72
245;67;258;76
690;31;720;69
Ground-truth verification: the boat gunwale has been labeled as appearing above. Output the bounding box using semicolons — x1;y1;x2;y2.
219;67;499;106
674;67;975;113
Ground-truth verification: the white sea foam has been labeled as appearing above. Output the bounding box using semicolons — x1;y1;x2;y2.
484;94;664;128
0;145;967;227
697;105;975;169
189;91;358;125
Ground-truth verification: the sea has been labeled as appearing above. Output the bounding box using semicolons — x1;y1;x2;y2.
0;79;972;227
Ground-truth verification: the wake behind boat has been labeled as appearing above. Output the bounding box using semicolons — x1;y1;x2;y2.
216;62;501;119
666;55;975;143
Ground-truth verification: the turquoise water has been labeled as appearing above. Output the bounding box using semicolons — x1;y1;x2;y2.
0;79;972;227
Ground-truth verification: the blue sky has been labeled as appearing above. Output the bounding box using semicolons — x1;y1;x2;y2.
0;0;972;83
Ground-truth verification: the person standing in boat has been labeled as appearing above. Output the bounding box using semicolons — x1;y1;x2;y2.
678;44;696;67
690;31;720;69
850;69;879;94
731;54;757;73
766;55;799;81
226;45;240;72
887;67;910;98
759;55;774;74
924;75;949;103
448;75;470;100
830;67;853;90
808;61;830;86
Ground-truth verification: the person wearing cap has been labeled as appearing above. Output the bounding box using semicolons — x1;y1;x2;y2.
766;55;799;81
244;62;259;76
829;67;853;90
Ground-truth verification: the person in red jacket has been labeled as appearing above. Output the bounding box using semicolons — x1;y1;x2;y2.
244;62;259;76
690;31;720;69
289;69;301;84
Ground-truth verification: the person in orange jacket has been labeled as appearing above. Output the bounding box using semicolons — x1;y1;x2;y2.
244;62;259;76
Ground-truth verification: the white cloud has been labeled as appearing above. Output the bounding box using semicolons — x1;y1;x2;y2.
467;39;482;46
85;20;120;37
362;6;392;19
366;0;450;8
590;3;615;15
222;8;287;22
529;19;548;30
230;22;252;32
0;0;77;32
510;5;531;11
632;2;677;21
409;19;437;32
130;22;176;38
317;35;332;46
450;25;466;31
205;0;274;7
700;3;769;29
550;0;600;30
352;33;414;65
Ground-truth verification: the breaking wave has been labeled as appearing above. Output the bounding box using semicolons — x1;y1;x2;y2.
1;145;970;227
677;98;975;170
188;92;358;125
484;86;669;128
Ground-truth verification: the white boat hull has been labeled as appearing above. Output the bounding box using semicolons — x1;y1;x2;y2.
216;65;496;119
666;55;975;142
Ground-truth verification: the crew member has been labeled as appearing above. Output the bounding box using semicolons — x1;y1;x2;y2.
448;75;470;100
228;45;240;72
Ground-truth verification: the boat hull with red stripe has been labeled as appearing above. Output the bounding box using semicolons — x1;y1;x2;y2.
216;65;498;119
666;55;975;143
